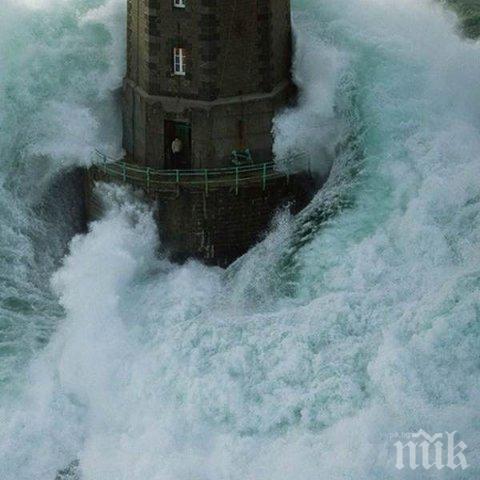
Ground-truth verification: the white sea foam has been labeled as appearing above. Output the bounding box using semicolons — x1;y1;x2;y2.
1;0;480;479
0;0;126;434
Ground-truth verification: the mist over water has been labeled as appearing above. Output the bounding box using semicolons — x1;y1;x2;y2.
0;0;125;388
1;1;479;479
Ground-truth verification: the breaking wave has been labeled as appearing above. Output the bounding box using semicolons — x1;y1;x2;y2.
0;1;479;479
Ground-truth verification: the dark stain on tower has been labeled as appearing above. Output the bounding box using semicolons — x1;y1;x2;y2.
89;0;314;266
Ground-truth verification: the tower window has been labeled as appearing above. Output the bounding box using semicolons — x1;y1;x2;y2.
173;47;186;76
173;0;186;8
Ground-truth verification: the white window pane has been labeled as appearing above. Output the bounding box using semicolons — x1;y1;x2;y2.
173;48;186;75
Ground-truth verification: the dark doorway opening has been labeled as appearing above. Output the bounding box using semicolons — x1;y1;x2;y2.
164;120;192;169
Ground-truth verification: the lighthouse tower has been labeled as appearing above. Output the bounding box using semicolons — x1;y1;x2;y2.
89;0;312;266
123;0;294;168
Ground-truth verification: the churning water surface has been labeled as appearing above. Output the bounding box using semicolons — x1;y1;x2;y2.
0;0;479;479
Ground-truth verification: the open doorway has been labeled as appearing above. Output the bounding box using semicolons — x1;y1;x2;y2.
164;120;192;169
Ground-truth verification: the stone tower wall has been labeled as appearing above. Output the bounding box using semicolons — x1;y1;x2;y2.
123;0;293;168
87;170;313;267
107;0;307;267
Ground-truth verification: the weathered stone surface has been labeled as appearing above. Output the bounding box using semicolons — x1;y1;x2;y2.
123;0;293;168
87;170;314;267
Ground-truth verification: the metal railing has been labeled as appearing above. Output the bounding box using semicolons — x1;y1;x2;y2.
92;150;303;195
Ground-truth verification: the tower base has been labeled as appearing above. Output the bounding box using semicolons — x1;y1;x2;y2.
86;162;314;267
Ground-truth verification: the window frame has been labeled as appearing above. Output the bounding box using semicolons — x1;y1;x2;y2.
173;0;186;8
173;47;186;76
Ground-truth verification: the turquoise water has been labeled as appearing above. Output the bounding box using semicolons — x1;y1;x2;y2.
0;1;479;479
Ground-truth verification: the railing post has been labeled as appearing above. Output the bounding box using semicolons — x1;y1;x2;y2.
176;169;180;196
204;169;209;196
235;166;239;195
146;167;150;191
122;163;126;183
262;163;267;191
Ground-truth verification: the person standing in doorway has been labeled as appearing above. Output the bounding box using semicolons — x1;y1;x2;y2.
171;137;184;168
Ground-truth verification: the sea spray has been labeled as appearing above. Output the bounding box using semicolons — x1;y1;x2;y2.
0;0;125;415
1;0;480;479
